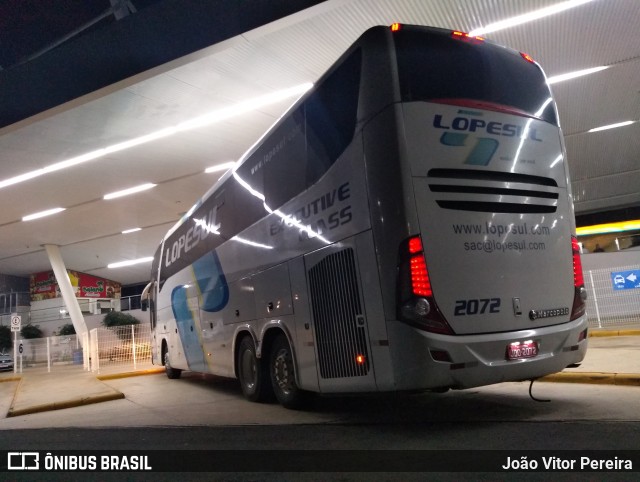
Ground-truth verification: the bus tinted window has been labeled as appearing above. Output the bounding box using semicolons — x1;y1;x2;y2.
262;108;307;210
394;29;557;125
305;48;361;186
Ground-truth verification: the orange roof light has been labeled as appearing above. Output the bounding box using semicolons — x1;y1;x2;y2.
521;52;536;64
390;23;402;32
452;31;485;43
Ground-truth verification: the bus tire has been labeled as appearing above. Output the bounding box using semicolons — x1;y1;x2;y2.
270;334;307;410
237;336;273;403
163;347;182;380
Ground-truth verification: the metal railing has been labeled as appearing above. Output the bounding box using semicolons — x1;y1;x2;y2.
9;335;84;372
584;264;640;327
89;324;152;373
9;323;153;374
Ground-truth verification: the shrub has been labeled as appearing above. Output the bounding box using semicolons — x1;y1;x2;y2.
21;324;43;339
102;311;140;328
58;323;76;336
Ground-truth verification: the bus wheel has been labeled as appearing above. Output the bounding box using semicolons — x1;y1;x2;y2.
163;347;182;379
270;334;307;409
237;336;272;402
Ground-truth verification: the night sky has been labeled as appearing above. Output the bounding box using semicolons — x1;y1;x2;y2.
0;0;163;69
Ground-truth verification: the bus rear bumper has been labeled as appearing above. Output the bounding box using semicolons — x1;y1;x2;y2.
392;315;589;391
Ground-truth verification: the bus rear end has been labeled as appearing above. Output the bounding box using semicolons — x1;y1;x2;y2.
388;25;588;390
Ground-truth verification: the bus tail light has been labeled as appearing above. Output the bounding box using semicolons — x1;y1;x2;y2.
398;235;454;335
570;236;587;321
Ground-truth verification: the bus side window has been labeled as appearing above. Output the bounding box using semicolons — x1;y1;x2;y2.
305;48;361;187
262;108;307;210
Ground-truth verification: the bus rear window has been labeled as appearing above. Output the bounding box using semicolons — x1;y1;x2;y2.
394;28;557;125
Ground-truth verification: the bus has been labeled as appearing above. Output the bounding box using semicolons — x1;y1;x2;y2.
145;24;588;409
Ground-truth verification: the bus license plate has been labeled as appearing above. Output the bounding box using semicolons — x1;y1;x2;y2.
506;341;538;360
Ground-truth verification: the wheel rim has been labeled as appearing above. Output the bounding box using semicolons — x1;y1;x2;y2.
164;351;170;370
273;348;293;395
241;349;257;392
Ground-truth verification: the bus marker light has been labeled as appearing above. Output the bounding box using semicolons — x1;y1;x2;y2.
356;354;366;365
521;52;536;64
390;23;402;32
451;31;485;43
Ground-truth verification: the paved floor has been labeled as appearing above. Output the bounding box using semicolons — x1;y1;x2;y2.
0;330;638;420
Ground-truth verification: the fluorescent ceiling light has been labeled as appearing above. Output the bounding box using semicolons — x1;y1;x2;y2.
104;183;156;200
205;162;236;173
577;220;640;236
122;227;142;234
22;207;66;221
0;83;312;191
107;257;154;269
547;66;609;85
469;0;594;36
588;121;635;133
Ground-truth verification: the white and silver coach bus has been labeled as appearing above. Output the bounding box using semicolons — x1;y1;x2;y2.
146;24;588;408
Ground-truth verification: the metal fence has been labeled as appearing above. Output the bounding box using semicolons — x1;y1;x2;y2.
10;334;84;372
584;264;640;327
9;323;153;374
89;324;153;373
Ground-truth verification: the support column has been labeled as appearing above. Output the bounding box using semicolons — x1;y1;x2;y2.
44;244;88;341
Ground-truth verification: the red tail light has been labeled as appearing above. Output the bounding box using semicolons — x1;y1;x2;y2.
398;235;453;334
572;236;584;287
570;236;587;321
408;237;433;296
410;254;432;297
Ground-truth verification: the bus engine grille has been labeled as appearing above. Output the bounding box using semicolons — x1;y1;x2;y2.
308;248;370;379
427;168;559;213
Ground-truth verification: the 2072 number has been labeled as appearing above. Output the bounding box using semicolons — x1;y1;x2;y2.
454;298;501;316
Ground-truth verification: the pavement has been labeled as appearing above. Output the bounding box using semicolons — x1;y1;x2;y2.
0;328;638;418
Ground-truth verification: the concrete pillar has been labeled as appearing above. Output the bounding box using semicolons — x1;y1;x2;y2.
44;244;88;341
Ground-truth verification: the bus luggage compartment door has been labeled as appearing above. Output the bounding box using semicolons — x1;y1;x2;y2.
304;239;376;393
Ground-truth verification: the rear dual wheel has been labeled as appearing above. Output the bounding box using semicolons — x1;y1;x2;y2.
237;336;273;402
270;334;307;410
237;333;307;409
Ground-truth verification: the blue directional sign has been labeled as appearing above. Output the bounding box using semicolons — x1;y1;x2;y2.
611;270;640;290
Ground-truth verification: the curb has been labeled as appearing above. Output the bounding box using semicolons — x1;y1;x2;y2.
96;368;164;381
539;371;640;387
4;369;163;418
589;329;640;337
7;390;125;417
0;376;21;383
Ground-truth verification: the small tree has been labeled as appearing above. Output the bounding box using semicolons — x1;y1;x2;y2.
58;323;76;336
102;311;141;341
21;324;43;339
102;311;140;328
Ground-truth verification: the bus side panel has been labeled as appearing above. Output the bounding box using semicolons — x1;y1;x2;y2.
156;267;194;371
354;230;394;391
288;255;320;392
304;238;377;393
361;104;417;322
